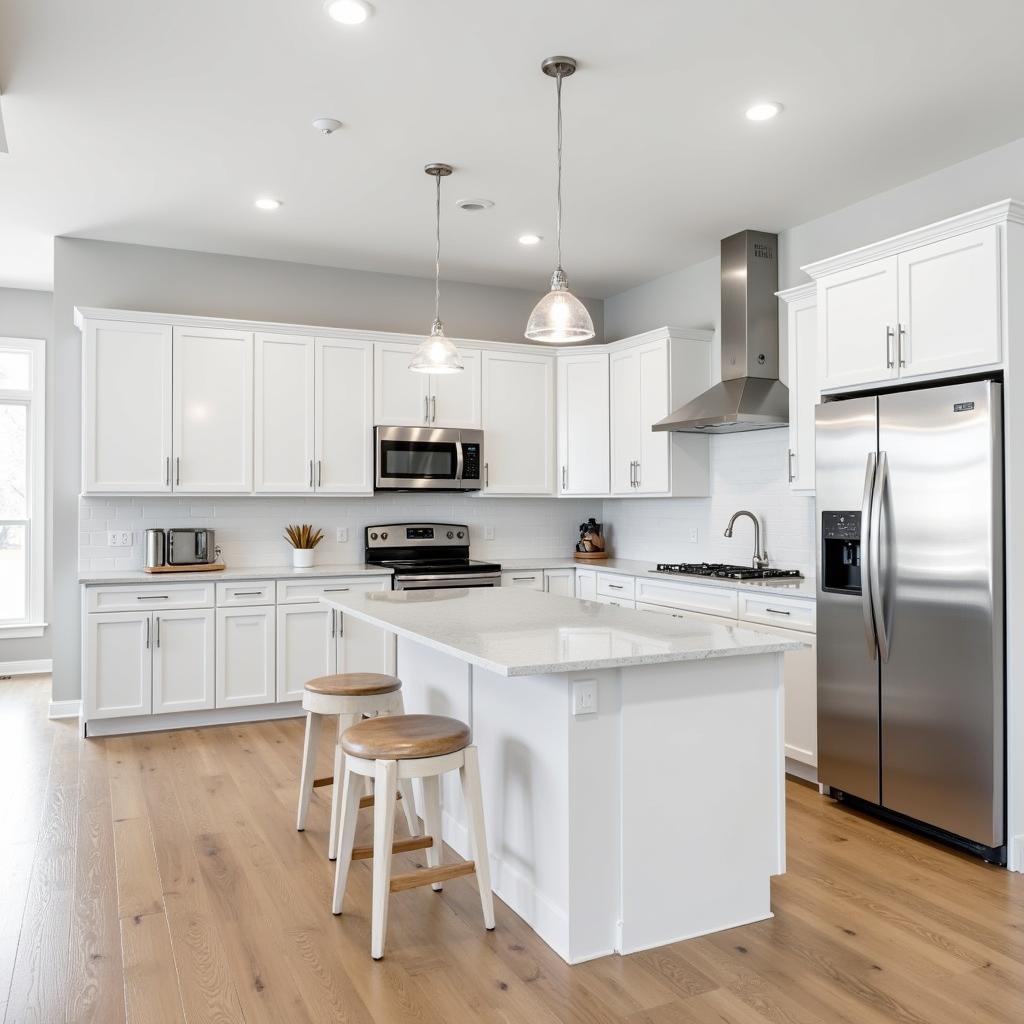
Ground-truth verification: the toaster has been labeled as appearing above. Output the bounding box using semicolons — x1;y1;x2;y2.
167;528;216;565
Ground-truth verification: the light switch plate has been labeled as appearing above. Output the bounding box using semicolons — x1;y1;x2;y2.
336;527;349;543
107;530;132;547
689;527;699;543
572;679;597;716
484;526;495;541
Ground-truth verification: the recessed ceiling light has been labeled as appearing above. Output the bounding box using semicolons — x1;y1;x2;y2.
456;198;494;212
745;101;782;122
518;234;542;246
324;0;373;25
312;117;343;135
254;197;282;211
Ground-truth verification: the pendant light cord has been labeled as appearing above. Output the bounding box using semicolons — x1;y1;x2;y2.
555;70;563;272
434;172;442;325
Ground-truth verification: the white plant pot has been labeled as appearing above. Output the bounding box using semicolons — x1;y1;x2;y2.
292;548;315;569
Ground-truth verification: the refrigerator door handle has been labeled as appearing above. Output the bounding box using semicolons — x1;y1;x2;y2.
870;450;892;662
861;452;878;658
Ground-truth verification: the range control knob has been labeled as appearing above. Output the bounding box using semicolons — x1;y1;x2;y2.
381;531;388;540
457;530;465;539
447;530;454;539
370;532;378;540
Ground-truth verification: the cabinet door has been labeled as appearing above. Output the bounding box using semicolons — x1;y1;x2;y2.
216;605;276;708
85;612;152;719
897;226;1001;379
316;338;373;494
276;603;336;702
254;333;315;493
481;351;554;494
818;257;898;390
544;569;576;597
575;569;597;600
374;343;430;426
785;295;818;493
609;348;640;494
635;340;670;494
335;582;390;674
429;348;481;428
152;608;215;714
82;320;172;493
173;326;253;491
557;352;610;495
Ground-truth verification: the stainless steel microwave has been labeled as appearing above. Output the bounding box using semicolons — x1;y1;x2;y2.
374;426;483;491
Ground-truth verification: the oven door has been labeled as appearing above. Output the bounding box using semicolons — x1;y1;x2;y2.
375;426;463;490
393;573;501;591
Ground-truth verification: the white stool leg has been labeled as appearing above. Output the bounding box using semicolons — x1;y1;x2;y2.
331;767;364;914
328;713;360;860
296;711;323;832
391;693;420;836
460;745;495;930
420;774;444;891
370;759;398;960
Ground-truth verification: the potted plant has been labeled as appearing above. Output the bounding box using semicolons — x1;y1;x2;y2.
285;523;324;569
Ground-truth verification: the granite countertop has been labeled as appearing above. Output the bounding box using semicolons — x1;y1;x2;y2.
321;587;807;677
498;556;818;600
78;563;394;585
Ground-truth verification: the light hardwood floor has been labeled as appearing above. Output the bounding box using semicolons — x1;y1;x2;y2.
2;673;1023;1023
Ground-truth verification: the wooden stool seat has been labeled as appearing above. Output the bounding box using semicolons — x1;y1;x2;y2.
341;714;471;760
303;672;402;697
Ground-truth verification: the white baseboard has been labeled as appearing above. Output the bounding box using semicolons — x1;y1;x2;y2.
785;757;819;785
1009;834;1024;873
0;658;53;677
48;699;82;720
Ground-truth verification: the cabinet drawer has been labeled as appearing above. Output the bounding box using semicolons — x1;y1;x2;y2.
634;577;738;619
216;581;275;607
501;571;544;590
636;601;735;626
596;573;635;599
737;592;815;634
276;576;390;604
592;593;635;609
86;582;215;613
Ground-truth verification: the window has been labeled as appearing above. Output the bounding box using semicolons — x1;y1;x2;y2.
0;338;45;635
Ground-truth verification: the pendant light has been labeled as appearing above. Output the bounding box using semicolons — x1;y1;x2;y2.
409;163;465;374
525;56;595;344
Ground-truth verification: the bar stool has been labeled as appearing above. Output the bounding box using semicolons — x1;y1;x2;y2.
296;673;419;858
331;714;495;960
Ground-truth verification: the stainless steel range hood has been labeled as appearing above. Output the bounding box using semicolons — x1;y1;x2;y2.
653;229;788;434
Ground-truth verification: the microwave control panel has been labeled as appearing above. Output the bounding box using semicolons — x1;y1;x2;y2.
462;443;481;480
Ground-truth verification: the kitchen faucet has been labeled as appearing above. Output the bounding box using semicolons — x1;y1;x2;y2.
724;510;769;569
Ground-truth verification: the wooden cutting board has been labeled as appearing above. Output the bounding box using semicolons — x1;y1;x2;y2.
143;562;226;574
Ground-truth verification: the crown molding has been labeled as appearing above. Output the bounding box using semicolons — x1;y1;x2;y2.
801;199;1024;280
776;282;816;304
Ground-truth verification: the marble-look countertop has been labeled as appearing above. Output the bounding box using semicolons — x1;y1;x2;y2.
321;587;807;677
499;556;818;600
78;563;394;585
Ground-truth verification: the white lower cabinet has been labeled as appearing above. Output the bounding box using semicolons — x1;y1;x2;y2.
544;568;575;596
276;602;337;702
502;570;545;590
575;569;597;600
85;612;153;720
635;601;735;627
217;605;276;707
152;608;216;714
592;594;635;609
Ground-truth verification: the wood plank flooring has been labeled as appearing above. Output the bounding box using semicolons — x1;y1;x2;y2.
2;673;1022;1023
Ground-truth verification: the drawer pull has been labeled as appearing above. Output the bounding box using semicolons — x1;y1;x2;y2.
324;587;350;593
607;583;624;590
232;590;263;597
512;576;536;582
765;607;792;616
137;595;170;601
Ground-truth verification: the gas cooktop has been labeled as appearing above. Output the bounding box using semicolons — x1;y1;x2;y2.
654;563;803;581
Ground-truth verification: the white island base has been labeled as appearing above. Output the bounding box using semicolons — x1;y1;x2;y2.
323;588;796;965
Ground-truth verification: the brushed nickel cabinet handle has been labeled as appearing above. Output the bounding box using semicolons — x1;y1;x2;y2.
337;612;344;638
484;462;489;487
562;466;567;490
608;583;624;590
765;607;792;616
635;461;640;488
424;395;429;424
885;326;895;369
175;457;180;486
165;456;170;486
787;449;795;483
154;616;161;648
137;594;170;600
431;395;437;423
317;460;322;487
145;617;150;649
330;609;336;638
323;587;350;593
898;323;907;368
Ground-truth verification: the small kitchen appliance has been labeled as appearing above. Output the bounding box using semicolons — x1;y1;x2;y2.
365;523;500;590
167;528;217;566
144;528;166;569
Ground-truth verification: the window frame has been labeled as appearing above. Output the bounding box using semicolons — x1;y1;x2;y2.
0;337;45;636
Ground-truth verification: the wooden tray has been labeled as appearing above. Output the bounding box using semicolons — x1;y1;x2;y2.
143;562;226;574
574;551;610;562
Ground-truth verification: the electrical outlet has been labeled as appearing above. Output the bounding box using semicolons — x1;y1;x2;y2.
689;527;699;543
107;530;132;547
572;679;597;716
336;527;349;543
484;526;495;541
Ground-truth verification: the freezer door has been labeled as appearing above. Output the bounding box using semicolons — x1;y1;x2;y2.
877;380;1003;847
816;395;880;803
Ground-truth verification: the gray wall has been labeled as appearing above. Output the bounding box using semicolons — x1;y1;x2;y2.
0;287;52;667
50;238;603;701
605;134;1024;342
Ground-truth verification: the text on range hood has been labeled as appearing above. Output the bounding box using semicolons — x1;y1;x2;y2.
653;230;788;434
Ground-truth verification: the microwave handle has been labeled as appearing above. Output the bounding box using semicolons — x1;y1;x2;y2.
455;441;465;481
197;532;207;562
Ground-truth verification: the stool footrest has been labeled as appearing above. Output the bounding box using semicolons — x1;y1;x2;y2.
390;861;475;893
352;836;433;862
312;776;333;789
358;791;403;810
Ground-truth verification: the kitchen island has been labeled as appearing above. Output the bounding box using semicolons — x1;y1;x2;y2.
321;586;806;964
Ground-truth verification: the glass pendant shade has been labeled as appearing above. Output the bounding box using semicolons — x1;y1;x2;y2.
525;268;595;343
409;319;464;374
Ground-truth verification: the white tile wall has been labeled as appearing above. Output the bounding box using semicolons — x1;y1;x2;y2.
601;430;816;578
78;493;598;571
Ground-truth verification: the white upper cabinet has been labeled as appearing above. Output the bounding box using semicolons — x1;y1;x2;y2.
254;333;315;493
609;330;711;498
373;341;481;428
82;320;172;493
173;326;253;492
779;284;818;493
807;204;1014;393
896;226;1001;378
557;351;609;495
315;337;374;494
481;350;554;495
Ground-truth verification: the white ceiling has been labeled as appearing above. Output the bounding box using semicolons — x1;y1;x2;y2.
2;0;1024;295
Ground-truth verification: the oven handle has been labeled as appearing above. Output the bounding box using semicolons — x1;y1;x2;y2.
455;441;465;482
395;574;501;589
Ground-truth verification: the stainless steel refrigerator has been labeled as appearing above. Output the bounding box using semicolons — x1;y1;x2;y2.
815;379;1005;862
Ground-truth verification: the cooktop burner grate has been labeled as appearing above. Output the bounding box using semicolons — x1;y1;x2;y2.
655;562;803;581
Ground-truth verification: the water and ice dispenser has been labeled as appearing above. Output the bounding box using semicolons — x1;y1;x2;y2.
821;511;862;594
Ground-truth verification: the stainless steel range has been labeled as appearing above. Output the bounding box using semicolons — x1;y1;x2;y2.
365;522;501;590
653;563;803;581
